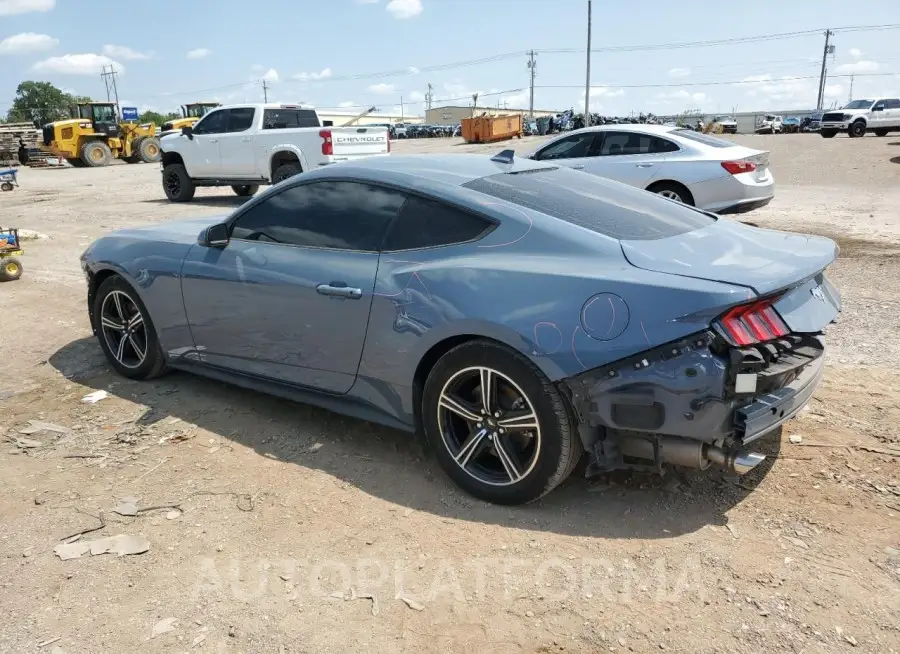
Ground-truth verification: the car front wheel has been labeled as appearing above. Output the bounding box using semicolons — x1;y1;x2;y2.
421;340;581;505
92;275;168;380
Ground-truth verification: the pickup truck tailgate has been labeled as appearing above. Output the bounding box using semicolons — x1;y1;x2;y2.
329;127;389;160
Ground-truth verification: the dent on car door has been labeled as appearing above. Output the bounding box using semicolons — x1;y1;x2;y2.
179;180;405;394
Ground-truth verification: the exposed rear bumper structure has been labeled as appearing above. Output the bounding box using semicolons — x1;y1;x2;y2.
560;330;826;477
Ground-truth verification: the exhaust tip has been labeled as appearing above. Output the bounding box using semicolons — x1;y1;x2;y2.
732;452;766;475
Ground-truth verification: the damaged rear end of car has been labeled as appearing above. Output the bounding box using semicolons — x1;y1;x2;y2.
560;221;841;478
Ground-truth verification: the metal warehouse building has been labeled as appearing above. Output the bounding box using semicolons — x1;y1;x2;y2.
425;105;560;126
316;111;424;127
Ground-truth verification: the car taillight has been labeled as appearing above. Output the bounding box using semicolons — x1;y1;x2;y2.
721;160;757;175
319;129;333;156
716;298;789;346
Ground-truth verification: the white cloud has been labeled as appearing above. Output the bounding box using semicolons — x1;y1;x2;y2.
590;86;625;98
848;47;862;59
0;32;58;54
339;101;357;108
261;68;279;82
186;48;211;59
407;90;425;102
368;82;396;95
836;60;879;74
499;90;530;109
102;44;151;60
0;0;54;15
735;73;842;106
407;66;420;74
32;53;123;76
293;67;332;81
386;0;422;19
668;67;691;78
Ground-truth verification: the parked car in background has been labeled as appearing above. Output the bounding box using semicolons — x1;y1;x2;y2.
782;117;801;134
801;113;822;132
525;124;773;214
712;115;738;134
80;152;839;505
755;114;783;134
819;98;900;138
159;103;390;202
392;123;408;139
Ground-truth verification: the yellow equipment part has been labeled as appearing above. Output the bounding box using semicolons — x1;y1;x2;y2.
160;102;221;134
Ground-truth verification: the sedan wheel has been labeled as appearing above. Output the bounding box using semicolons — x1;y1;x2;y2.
657;188;683;202
421;340;581;505
93;275;168;380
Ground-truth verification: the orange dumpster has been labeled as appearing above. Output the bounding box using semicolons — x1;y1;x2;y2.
461;114;523;143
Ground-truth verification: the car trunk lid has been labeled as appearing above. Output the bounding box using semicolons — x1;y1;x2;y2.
620;219;840;331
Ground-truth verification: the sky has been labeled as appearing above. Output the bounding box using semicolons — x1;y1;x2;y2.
1;0;898;119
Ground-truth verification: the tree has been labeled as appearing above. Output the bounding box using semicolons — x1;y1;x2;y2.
6;81;73;125
139;110;179;125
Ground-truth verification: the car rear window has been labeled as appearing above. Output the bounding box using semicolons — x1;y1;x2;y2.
262;108;320;129
672;129;735;148
462;167;716;241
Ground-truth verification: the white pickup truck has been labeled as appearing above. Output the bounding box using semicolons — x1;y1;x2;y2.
819;98;900;138
158;103;390;202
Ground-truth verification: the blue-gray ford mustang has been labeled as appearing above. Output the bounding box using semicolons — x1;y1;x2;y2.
80;153;841;505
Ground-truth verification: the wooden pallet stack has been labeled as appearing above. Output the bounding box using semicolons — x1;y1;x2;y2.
0;122;43;167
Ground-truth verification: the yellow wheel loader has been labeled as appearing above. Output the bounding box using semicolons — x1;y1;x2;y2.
42;102;161;168
159;102;221;136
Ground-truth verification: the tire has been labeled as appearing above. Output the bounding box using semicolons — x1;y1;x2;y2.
0;182;13;192
0;257;23;281
848;121;866;138
231;184;259;197
162;163;196;202
421;339;581;505
874;129;888;137
272;162;302;184
821;130;836;138
81;141;112;167
647;181;694;206
92;275;167;380
138;137;161;163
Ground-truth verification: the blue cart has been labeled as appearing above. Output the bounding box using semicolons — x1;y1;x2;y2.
0;168;18;192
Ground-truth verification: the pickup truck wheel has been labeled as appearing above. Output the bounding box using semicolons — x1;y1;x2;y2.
273;162;302;184
874;129;888;137
848;120;866;138
820;130;836;138
139;137;162;163
231;184;259;197
162;164;196;202
81;141;112;167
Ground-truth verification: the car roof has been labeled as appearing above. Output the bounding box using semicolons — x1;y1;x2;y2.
314;153;557;187
584;123;679;135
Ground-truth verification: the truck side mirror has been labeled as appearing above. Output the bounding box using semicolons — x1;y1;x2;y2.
181;126;194;139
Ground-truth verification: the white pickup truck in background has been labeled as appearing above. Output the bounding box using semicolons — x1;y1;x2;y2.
158;103;390;202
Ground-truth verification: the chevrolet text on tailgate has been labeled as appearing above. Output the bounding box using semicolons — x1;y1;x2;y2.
157;103;391;202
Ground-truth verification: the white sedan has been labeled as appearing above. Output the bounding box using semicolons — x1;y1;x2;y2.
525;124;773;215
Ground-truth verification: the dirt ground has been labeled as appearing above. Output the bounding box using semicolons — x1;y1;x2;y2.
1;133;899;654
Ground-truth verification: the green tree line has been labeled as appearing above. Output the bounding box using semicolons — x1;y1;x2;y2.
4;81;179;126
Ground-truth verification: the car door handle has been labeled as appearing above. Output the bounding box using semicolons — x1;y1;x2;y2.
571;164;585;169
209;138;218;143
241;137;252;141
316;283;362;299
635;163;654;168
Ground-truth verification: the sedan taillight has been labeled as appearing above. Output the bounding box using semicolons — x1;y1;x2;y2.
716;298;789;346
721;160;757;175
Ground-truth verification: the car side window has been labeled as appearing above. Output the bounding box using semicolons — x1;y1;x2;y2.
192;110;228;135
382;195;495;251
230;181;406;251
535;132;598;160
873;101;886;111
227;108;255;132
883;99;900;109
598;132;678;156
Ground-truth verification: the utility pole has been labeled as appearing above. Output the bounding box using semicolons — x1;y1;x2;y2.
425;82;433;111
527;50;536;119
400;96;404;120
816;29;834;111
262;79;269;102
100;64;122;119
848;75;854;103
584;0;592;126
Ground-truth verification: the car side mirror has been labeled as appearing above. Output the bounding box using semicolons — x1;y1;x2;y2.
200;223;229;248
873;105;884;112
181;126;194;139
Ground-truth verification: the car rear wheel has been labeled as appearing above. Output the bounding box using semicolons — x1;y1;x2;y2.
874;129;888;137
273;162;302;184
820;130;836;138
92;275;167;380
848;121;866;138
647;181;694;206
162;164;196;202
231;184;259;197
421;339;581;505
